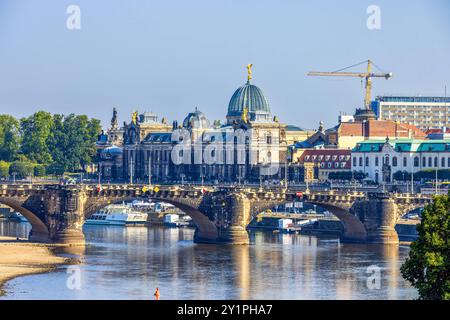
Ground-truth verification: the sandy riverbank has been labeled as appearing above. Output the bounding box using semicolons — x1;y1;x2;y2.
0;236;69;296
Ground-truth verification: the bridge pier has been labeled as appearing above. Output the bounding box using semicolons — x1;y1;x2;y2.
218;226;250;245
53;229;86;245
366;196;399;245
28;231;51;243
353;194;400;245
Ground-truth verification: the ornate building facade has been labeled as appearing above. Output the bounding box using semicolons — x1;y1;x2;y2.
120;66;288;183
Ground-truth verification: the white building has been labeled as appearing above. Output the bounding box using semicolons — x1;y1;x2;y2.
351;138;450;183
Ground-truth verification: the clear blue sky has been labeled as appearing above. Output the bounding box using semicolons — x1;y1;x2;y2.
0;0;449;130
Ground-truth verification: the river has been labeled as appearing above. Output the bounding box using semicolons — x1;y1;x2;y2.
0;220;417;300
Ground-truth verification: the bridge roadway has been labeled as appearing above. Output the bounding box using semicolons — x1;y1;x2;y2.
0;183;433;245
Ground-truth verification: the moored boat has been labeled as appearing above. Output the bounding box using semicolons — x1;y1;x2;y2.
85;204;148;226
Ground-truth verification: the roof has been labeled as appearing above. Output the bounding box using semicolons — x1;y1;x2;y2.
425;128;450;134
296;149;351;170
227;81;270;117
183;108;210;129
353;139;450;153
337;120;426;139
375;96;450;103
143;132;172;143
101;145;123;156
286;125;305;131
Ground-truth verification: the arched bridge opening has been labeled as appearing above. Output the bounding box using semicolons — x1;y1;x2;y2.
0;197;50;242
81;195;218;244
250;198;367;242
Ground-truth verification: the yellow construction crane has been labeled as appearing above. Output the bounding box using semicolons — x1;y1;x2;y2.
308;60;393;110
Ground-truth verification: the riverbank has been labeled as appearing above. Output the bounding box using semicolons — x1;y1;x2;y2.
0;236;69;296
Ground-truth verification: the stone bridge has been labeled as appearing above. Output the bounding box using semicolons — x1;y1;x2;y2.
0;183;434;245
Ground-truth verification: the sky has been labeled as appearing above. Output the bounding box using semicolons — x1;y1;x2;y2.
0;0;449;131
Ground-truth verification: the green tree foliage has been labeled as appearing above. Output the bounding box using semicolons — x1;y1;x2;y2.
328;171;366;181
34;164;46;177
20;111;54;164
401;194;450;300
48;114;101;172
8;111;102;174
394;169;450;181
0;115;21;161
9;160;34;179
0;160;10;178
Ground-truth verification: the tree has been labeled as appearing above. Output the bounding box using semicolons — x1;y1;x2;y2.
9;160;34;179
20;111;54;164
0;160;10;178
401;194;450;300
48;114;101;173
0;115;20;161
34;164;46;177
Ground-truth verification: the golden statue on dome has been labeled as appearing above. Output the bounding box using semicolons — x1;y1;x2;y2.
242;107;249;123
246;64;253;82
131;111;138;124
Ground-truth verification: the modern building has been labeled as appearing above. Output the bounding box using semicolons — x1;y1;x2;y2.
373;96;450;130
351;138;450;184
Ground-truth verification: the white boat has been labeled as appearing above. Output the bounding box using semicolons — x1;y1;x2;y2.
163;213;193;228
85;204;148;226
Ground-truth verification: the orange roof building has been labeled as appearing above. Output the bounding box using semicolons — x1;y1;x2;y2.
326;119;426;150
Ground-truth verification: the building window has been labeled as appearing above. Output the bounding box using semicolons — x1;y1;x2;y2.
392;157;398;167
403;157;407;167
375;157;379;167
422;157;426;167
359;157;363;167
448;157;450;167
442;157;446;167
365;157;369;167
434;157;438;167
385;155;390;166
428;157;432;167
267;136;272;145
353;157;357;167
414;157;419;167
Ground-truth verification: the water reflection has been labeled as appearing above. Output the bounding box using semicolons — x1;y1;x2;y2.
0;221;417;300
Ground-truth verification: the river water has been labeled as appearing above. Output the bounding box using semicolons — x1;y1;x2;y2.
0;221;417;300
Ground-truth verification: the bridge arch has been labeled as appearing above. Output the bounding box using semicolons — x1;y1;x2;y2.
253;199;367;242
397;203;425;221
0;197;50;242
82;196;218;242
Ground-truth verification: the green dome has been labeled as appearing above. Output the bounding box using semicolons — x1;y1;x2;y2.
227;82;270;117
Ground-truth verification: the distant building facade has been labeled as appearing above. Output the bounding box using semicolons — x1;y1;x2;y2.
373;96;450;130
352;138;450;184
326;118;426;150
290;149;351;182
120;67;288;184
